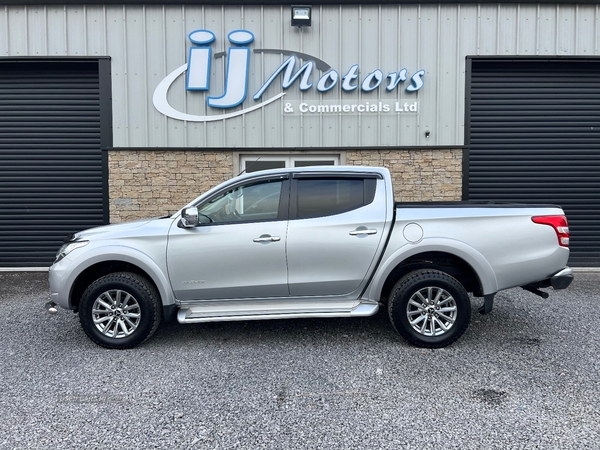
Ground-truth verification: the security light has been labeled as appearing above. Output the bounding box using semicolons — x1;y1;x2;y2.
291;6;311;28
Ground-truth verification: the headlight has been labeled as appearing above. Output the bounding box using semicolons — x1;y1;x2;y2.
55;240;89;263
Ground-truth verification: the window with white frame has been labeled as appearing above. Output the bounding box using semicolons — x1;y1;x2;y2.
240;154;340;174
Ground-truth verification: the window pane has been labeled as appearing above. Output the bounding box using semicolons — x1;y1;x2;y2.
296;179;364;219
240;154;340;174
294;160;336;168
245;160;286;173
199;180;282;223
239;181;282;218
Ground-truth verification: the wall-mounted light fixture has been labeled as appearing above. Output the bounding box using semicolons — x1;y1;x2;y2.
291;5;311;28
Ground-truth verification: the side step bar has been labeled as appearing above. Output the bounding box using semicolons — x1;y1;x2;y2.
177;302;378;324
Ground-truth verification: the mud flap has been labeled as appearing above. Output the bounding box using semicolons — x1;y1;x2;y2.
478;293;494;315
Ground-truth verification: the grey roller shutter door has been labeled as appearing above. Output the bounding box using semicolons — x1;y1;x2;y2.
0;60;107;267
466;58;600;267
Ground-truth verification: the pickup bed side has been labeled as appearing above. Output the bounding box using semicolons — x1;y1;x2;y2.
367;203;570;302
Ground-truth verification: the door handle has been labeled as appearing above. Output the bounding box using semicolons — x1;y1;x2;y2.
253;234;281;243
349;228;378;236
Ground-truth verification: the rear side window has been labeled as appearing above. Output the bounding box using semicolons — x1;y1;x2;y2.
295;178;375;219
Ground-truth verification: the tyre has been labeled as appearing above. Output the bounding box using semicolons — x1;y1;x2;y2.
79;272;162;349
388;269;471;348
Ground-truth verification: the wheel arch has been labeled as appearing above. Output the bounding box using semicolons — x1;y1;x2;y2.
65;248;174;311
368;240;498;304
70;261;152;310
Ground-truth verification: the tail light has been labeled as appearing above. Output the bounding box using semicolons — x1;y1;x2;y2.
532;215;570;248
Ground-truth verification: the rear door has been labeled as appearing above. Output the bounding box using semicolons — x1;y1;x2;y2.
286;173;388;297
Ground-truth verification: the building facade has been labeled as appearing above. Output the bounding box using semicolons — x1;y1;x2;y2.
1;0;599;266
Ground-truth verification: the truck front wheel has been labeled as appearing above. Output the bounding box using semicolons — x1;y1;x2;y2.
79;272;162;349
388;269;471;348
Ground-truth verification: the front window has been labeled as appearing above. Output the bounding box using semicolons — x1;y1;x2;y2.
198;179;283;224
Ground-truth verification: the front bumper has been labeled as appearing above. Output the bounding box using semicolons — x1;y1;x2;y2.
48;259;74;310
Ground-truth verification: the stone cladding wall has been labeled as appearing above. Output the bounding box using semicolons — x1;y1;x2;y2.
346;149;463;202
108;150;233;223
108;149;463;223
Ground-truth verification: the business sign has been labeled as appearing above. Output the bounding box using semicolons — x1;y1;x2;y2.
283;100;419;116
153;29;425;122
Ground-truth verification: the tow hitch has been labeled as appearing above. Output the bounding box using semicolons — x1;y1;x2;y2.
522;285;550;299
521;267;573;299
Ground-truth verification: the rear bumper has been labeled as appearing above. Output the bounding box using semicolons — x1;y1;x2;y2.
550;266;573;290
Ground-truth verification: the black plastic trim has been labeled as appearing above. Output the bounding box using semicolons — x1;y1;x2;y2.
292;172;382;179
396;201;562;209
162;304;178;323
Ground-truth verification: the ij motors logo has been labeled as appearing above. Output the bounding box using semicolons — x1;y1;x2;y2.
153;29;426;122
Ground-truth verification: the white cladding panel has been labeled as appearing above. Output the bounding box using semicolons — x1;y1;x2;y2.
1;4;599;148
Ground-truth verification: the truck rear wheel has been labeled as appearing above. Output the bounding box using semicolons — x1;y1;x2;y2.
388;269;471;348
79;272;162;349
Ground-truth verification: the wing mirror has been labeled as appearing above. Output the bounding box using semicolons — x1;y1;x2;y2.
180;207;213;228
180;207;199;228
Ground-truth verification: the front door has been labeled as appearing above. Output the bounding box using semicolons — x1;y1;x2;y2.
167;178;289;301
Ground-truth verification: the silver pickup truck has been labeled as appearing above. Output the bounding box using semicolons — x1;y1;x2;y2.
48;166;573;349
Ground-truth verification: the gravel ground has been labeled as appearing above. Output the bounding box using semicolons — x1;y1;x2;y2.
0;271;598;449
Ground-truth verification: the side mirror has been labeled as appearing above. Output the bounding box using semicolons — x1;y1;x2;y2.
180;207;199;228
